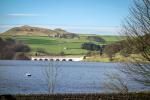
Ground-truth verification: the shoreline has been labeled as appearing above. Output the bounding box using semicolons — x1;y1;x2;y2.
0;92;149;100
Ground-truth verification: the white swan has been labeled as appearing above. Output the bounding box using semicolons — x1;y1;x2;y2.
25;73;31;77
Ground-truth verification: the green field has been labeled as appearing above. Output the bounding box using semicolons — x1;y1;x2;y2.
4;35;123;56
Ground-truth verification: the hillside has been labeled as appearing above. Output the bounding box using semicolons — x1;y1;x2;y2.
3;35;122;56
1;25;74;36
0;25;124;56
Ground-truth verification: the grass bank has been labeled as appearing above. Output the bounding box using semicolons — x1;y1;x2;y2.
84;54;144;62
0;92;149;100
1;35;123;56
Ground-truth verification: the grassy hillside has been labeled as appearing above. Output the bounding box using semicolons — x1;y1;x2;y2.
1;26;124;56
1;35;123;56
1;25;75;36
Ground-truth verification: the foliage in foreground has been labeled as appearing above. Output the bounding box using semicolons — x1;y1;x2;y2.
0;92;149;100
0;37;30;60
121;0;150;86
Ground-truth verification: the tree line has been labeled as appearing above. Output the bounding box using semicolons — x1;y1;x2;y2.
0;37;31;60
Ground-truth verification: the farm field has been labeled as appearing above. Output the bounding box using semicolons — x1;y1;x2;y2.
2;35;124;56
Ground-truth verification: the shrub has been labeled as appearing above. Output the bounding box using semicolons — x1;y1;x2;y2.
14;53;30;60
0;37;31;60
59;51;65;56
81;42;100;51
11;43;31;52
36;48;49;55
104;41;124;61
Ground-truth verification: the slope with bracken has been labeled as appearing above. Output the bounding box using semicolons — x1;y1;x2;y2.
1;25;76;37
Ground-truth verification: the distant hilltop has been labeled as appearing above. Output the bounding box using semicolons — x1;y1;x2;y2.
1;25;78;38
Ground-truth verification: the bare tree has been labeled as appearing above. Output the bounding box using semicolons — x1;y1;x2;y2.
44;62;59;93
103;73;128;94
121;0;150;86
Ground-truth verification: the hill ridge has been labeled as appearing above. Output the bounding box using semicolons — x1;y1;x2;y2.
1;25;73;36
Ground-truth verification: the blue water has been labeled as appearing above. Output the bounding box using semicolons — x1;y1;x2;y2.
0;60;149;94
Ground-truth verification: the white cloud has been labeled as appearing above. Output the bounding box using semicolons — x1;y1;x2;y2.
7;13;46;17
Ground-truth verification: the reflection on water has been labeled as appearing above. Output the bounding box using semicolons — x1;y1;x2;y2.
0;60;149;94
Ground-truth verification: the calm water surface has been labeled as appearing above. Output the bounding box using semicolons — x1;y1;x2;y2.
0;60;149;94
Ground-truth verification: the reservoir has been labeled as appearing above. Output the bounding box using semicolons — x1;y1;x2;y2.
0;60;149;94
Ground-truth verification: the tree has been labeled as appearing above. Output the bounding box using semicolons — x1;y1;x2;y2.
0;48;15;60
59;51;65;56
104;42;124;61
99;45;106;56
44;62;59;93
103;73;128;94
0;37;30;60
81;42;100;51
10;42;30;52
14;53;30;60
104;45;115;61
122;0;150;86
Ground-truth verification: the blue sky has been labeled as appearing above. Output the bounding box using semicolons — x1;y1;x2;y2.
0;0;132;35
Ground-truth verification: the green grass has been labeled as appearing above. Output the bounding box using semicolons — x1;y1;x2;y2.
3;35;123;56
100;35;124;44
79;34;124;44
